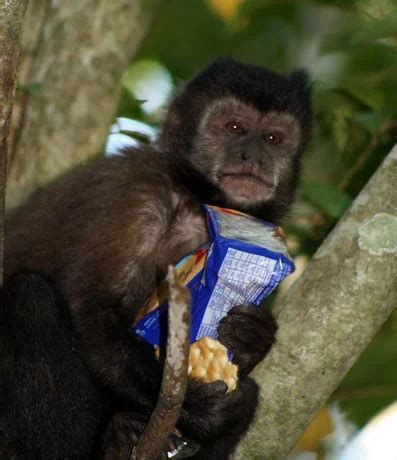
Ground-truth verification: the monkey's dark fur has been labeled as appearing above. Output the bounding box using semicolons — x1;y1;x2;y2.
0;273;103;459
2;57;312;459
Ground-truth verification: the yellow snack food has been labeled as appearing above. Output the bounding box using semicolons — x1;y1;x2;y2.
155;336;238;392
188;337;238;392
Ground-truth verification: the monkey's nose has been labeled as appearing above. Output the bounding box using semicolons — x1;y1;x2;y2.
239;136;263;162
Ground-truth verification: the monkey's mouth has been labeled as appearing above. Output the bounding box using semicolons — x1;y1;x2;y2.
218;173;274;189
217;172;275;205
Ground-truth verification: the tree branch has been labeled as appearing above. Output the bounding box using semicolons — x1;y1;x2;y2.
130;266;191;460
0;0;28;284
235;145;397;460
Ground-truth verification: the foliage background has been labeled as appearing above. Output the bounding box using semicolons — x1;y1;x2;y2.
115;0;397;436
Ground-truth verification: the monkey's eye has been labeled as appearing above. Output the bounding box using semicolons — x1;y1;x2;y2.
225;121;246;135
264;132;283;145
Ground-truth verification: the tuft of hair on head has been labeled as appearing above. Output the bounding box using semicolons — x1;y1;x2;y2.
159;56;312;159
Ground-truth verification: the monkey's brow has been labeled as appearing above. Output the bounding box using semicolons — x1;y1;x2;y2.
206;97;257;115
205;100;301;132
201;98;263;126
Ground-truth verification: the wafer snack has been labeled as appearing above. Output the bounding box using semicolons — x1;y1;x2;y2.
131;205;294;391
189;337;238;391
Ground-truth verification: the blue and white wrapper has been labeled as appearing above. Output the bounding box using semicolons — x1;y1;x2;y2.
131;205;295;347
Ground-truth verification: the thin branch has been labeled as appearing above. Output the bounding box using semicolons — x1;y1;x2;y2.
331;384;397;401
130;265;191;460
235;145;397;460
0;0;28;285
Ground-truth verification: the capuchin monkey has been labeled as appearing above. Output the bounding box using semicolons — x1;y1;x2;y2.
2;57;312;459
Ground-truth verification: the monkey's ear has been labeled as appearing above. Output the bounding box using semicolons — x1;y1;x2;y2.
288;69;313;142
288;69;312;94
194;56;236;80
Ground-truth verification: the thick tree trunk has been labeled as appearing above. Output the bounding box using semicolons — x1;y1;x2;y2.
7;0;161;210
0;0;28;283
235;145;397;459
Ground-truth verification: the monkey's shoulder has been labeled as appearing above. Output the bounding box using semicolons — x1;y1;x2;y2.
6;147;208;288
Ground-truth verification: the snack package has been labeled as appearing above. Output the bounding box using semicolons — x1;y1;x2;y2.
131;205;295;391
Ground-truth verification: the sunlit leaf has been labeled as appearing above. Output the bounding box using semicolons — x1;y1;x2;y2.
205;0;245;21
333;107;351;152
297;407;334;453
355;0;397;22
121;60;173;116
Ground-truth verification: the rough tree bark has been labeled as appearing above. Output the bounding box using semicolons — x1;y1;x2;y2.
7;0;161;210
131;266;191;460
235;145;397;460
0;0;28;283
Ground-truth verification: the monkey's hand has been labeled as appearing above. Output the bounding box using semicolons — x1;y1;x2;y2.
98;412;147;460
217;305;277;379
179;377;258;444
101;379;258;459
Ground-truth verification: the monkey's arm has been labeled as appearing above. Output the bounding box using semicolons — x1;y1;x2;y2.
74;295;162;407
186;380;258;460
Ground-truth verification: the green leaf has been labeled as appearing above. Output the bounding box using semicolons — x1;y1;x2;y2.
351;12;397;43
302;181;352;219
335;323;397;427
352;111;382;134
341;80;384;112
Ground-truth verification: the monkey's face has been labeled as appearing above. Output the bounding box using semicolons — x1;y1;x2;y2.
191;98;302;210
